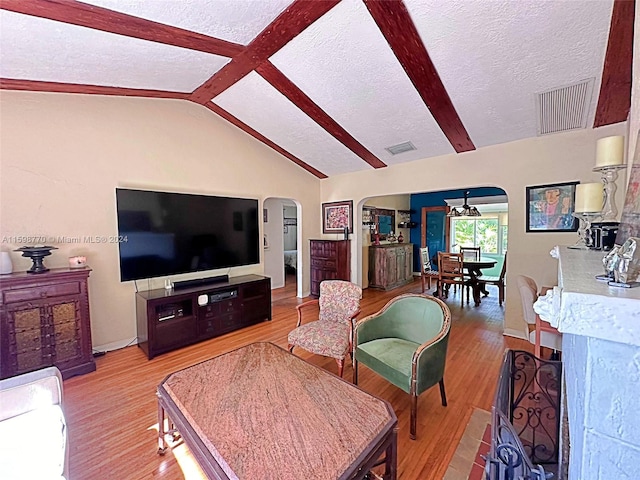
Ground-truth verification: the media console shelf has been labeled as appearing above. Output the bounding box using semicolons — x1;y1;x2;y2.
135;274;271;359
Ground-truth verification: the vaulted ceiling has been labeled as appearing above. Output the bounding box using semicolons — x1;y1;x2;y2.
0;0;634;178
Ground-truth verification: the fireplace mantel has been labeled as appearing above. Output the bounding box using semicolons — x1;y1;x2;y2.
534;246;640;479
535;246;640;345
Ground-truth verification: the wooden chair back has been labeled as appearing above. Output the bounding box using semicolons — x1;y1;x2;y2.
420;247;435;273
460;246;481;261
498;252;507;280
420;247;438;293
437;252;463;280
437;252;465;306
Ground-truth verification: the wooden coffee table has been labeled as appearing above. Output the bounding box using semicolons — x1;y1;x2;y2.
157;342;397;479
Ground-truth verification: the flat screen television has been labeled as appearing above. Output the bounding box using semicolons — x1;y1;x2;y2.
115;188;259;282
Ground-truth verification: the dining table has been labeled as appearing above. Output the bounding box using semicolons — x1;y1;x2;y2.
463;256;497;306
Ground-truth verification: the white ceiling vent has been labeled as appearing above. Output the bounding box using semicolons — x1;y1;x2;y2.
536;78;594;136
385;141;416;155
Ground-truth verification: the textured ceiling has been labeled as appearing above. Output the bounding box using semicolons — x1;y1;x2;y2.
0;0;634;178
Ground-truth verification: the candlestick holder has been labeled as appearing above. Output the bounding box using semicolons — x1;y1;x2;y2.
593;164;627;221
568;212;602;250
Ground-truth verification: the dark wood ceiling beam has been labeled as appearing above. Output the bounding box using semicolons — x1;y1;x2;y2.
202;101;328;179
256;62;386;169
0;78;190;99
593;0;635;128
0;0;243;57
363;0;475;153
190;0;340;104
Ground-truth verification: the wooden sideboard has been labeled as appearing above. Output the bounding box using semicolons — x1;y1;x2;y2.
309;240;350;297
369;244;414;290
0;267;96;379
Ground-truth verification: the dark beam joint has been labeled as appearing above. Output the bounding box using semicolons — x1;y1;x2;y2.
190;0;340;104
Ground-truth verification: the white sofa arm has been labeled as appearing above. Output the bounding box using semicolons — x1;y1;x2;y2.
0;367;68;479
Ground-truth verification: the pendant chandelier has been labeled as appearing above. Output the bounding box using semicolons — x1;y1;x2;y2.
448;191;481;217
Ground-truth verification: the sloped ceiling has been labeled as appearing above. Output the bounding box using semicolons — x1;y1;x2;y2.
0;0;634;178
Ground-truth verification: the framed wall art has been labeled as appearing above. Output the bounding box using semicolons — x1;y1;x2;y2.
526;181;579;232
322;200;353;234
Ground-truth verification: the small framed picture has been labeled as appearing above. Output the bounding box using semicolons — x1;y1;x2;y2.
322;200;353;234
526;181;579;232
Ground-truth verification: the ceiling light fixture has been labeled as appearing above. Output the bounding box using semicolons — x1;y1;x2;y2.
448;191;481;217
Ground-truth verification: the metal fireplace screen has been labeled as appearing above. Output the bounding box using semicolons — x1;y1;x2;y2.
486;350;562;480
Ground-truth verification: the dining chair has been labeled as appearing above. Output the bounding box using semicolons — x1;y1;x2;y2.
459;247;480;299
459;246;481;261
353;294;451;439
288;280;362;377
479;254;507;306
437;252;466;306
516;275;562;358
420;247;439;293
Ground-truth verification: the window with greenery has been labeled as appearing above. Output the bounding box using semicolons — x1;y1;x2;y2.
451;216;507;254
502;225;508;253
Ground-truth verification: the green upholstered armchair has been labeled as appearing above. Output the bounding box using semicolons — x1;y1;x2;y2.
353;294;451;439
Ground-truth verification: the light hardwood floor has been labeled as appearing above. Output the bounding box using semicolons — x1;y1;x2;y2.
64;277;531;479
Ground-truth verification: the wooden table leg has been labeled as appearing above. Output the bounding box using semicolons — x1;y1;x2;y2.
468;267;482;306
384;428;398;480
158;401;167;455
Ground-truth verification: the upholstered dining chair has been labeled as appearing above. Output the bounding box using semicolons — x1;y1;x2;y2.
437;252;466;306
420;247;439;293
353;294;451;439
479;254;507;306
288;280;362;377
516;275;562;358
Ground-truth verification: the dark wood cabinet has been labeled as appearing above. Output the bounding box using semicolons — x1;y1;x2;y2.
309;240;350;297
0;267;96;380
135;275;271;359
369;244;414;290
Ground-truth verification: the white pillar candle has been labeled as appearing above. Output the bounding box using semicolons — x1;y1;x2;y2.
595;136;624;167
575;182;604;213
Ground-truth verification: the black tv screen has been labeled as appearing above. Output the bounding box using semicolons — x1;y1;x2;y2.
115;188;259;281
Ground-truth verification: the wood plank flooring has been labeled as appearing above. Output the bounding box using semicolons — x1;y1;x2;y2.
63;277;531;479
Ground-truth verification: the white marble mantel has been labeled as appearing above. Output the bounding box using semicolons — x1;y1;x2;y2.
535;246;640;346
535;246;640;480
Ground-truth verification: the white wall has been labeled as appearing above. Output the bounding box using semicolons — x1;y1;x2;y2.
321;123;627;337
263;198;286;289
0;89;631;347
0;91;320;350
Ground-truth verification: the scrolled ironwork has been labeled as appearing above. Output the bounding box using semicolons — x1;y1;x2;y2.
486;350;562;479
508;351;562;465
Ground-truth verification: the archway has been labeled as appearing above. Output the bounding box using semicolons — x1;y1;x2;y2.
263;197;302;298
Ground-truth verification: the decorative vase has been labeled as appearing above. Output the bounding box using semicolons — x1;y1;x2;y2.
14;246;58;274
398;232;404;243
0;251;12;275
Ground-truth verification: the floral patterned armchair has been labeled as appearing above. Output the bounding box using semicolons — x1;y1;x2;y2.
288;280;362;377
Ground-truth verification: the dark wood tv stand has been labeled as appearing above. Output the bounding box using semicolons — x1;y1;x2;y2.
135;275;271;359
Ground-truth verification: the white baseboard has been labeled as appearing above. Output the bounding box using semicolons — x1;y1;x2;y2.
93;337;138;353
